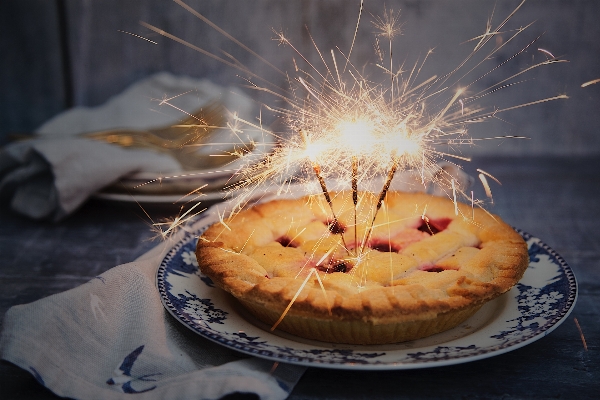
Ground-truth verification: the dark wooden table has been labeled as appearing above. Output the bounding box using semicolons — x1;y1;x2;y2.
1;156;598;399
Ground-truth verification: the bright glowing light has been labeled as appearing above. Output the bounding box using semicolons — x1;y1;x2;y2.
302;141;330;163
335;118;377;156
299;131;331;163
386;124;422;158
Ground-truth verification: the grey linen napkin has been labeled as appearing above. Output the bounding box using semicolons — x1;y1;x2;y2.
0;208;306;400
0;138;180;220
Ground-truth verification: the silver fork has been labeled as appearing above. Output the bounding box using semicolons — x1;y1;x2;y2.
81;103;256;170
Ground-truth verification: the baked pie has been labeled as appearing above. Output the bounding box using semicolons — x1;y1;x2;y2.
196;191;528;344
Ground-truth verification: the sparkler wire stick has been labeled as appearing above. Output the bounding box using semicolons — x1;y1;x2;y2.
313;164;334;209
299;130;349;253
352;156;359;253
360;157;399;255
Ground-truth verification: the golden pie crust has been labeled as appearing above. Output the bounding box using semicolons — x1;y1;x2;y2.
196;191;529;344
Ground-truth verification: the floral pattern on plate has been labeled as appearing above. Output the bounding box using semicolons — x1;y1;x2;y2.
156;227;577;370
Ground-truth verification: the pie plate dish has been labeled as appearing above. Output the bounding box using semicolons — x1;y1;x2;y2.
93;190;229;204
157;225;577;370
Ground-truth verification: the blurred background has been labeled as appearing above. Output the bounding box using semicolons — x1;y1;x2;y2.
1;0;599;155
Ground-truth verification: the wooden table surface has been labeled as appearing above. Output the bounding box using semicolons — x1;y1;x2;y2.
0;156;598;399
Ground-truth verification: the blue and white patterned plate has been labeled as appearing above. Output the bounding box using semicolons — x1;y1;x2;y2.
157;227;577;370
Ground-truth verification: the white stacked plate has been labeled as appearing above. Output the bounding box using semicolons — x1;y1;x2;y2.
95;140;272;204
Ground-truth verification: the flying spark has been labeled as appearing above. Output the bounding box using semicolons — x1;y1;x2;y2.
581;78;600;88
117;30;158;45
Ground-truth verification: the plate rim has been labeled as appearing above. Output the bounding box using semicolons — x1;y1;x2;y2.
93;190;229;204
156;226;577;370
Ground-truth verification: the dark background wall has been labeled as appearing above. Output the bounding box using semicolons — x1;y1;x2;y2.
2;0;599;155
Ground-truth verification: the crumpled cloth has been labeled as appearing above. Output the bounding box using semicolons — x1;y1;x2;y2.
0;202;306;400
0;72;256;221
0;139;181;220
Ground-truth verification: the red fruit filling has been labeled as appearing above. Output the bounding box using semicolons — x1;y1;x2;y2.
276;236;297;248
420;265;458;273
368;239;400;253
388;229;431;251
418;217;452;235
